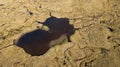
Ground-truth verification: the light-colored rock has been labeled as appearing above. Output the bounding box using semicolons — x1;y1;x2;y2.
0;0;120;67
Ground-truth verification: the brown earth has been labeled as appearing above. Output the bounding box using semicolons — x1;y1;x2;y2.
0;0;120;67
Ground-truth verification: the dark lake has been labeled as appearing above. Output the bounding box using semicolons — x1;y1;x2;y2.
14;16;77;56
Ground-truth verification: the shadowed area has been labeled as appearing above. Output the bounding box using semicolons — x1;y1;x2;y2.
14;16;77;56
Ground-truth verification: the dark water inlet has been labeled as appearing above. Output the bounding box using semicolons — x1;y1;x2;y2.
14;16;77;56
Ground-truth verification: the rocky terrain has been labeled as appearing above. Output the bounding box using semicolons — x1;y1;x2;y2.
0;0;120;67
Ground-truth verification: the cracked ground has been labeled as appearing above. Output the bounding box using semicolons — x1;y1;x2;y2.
0;0;120;67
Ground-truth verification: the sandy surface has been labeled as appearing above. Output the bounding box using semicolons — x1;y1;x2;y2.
0;0;120;67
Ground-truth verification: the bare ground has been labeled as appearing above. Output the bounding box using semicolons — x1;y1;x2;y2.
0;0;120;67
